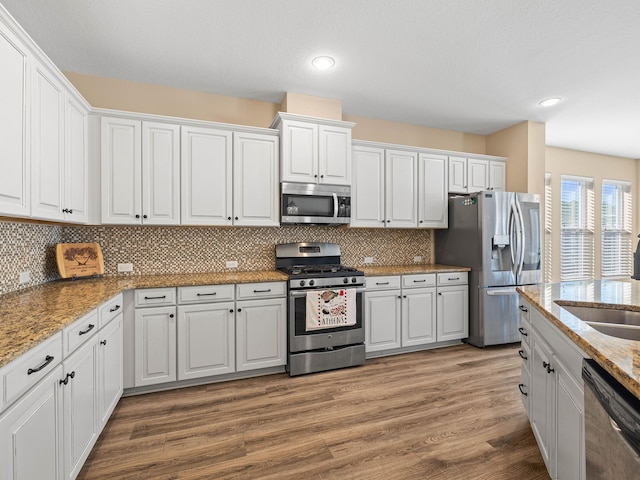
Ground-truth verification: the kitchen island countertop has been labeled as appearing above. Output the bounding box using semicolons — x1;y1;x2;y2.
517;280;640;399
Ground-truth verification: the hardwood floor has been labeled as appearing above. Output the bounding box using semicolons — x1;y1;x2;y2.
78;343;549;479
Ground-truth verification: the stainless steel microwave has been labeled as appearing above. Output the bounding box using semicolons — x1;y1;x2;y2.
281;182;351;225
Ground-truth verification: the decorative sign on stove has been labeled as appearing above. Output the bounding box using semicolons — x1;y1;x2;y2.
56;243;105;279
306;289;356;331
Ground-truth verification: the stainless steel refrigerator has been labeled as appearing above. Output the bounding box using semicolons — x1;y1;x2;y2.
435;191;541;346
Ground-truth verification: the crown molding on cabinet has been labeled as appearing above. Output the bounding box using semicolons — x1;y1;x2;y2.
352;139;507;163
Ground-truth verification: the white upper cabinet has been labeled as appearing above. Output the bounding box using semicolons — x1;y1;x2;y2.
63;95;89;223
418;153;448;228
385;149;418;228
351;145;385;227
0;25;30;218
273;113;354;186
181;126;232;225
449;155;505;194
233;131;279;226
30;61;65;221
101;117;180;225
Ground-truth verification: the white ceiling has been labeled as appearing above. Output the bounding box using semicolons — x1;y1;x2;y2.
3;0;639;159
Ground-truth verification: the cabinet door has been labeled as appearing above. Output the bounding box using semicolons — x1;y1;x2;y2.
0;365;63;480
280;120;318;183
62;337;98;480
134;306;176;386
554;355;585;480
64;95;88;223
365;290;401;352
101;117;142;224
0;27;30;217
436;285;469;341
233;132;279;226
177;302;235;380
31;62;64;221
180;126;232;225
448;156;467;193
467;158;489;193
141;121;180;225
97;314;123;430
402;288;437;347
351;146;385;227
318;124;351;185
418;153;448;228
385;149;417;228
530;334;555;476
489;160;506;191
236;298;286;371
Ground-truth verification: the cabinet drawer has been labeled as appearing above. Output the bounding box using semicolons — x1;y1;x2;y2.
99;293;123;328
437;272;468;286
134;288;176;307
518;339;531;372
236;282;286;300
520;363;530;416
365;276;401;290
1;332;63;411
518;299;531;323
402;274;436;289
178;284;234;304
519;316;532;347
63;309;98;357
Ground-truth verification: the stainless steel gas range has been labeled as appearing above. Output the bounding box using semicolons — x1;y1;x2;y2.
275;242;365;376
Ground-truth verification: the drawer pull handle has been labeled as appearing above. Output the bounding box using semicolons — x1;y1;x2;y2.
144;295;167;300
518;383;528;396
79;324;95;336
518;349;528;360
253;289;272;293
519;305;528;312
59;371;75;386
448;277;460;281
413;280;426;283
543;361;554;374
376;282;390;286
197;292;217;296
100;340;107;346
518;327;528;336
109;305;121;312
27;355;54;375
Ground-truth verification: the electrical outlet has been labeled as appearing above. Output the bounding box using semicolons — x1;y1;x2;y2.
226;260;238;269
19;271;30;284
364;257;374;264
117;263;134;273
414;256;423;263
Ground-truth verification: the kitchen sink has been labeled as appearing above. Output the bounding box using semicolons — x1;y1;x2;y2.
556;303;640;341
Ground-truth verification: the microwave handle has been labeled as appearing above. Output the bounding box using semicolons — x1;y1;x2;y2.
333;193;339;219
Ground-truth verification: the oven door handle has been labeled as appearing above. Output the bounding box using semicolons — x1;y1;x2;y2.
290;287;366;298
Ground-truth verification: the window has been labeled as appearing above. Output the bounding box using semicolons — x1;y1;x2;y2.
544;172;552;283
560;176;594;280
601;180;632;277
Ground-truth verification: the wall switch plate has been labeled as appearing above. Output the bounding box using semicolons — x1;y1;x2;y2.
226;260;238;269
117;263;134;272
364;257;374;264
414;256;423;263
19;271;30;284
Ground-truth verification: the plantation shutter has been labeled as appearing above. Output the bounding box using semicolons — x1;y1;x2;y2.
601;180;632;277
560;176;594;281
544;172;552;283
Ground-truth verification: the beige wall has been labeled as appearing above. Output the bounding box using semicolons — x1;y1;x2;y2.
280;92;342;120
545;146;638;281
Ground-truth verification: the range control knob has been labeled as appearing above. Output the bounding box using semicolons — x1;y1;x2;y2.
299;280;306;287
309;279;315;286
351;277;358;283
343;277;349;284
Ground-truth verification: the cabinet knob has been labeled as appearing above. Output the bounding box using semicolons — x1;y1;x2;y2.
169;314;174;318
229;309;234;313
386;220;390;223
320;175;324;179
135;214;140;219
314;174;318;178
228;216;232;221
143;214;148;219
235;216;238;220
237;308;242;312
438;292;442;296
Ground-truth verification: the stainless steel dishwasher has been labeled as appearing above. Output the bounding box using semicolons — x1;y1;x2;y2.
582;359;640;479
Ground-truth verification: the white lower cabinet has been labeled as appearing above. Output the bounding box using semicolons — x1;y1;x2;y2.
177;301;235;380
235;297;286;371
436;285;469;342
97;314;123;429
134;305;177;387
364;276;402;352
402;287;437;347
0;365;63;480
518;295;586;480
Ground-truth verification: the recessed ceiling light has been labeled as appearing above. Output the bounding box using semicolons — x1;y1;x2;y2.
538;97;562;107
311;56;335;70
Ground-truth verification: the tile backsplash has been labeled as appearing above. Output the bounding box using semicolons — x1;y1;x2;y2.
0;220;433;295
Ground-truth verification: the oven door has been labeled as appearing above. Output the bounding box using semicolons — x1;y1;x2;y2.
289;287;365;352
281;182;350;225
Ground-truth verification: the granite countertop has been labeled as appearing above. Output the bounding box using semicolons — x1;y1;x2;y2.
517;280;640;399
0;270;288;369
360;264;470;276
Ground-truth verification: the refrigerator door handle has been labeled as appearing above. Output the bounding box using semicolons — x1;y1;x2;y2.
515;197;526;278
509;200;519;277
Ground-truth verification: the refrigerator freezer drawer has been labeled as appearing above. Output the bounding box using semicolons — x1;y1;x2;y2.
471;286;521;346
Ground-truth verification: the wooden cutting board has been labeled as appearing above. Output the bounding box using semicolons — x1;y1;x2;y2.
56;243;105;279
